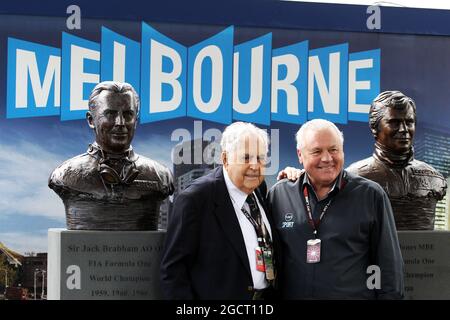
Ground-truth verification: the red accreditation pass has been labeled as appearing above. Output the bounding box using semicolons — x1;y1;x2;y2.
255;246;265;272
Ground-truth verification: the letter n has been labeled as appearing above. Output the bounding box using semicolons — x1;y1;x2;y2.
308;43;348;124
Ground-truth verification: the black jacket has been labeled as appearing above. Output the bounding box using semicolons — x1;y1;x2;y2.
268;170;404;299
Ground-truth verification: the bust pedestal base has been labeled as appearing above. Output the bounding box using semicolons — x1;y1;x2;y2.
398;230;450;300
47;228;165;300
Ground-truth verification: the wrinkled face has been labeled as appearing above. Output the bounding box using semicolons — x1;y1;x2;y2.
298;128;344;189
222;135;266;194
376;105;416;154
87;91;137;153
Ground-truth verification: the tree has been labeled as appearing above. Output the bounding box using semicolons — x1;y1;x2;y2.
0;255;19;289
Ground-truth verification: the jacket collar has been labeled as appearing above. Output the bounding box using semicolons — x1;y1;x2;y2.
87;142;138;162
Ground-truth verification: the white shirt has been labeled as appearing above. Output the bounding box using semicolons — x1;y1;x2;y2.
223;168;273;290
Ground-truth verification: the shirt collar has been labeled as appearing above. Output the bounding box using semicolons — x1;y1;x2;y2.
302;170;344;198
223;167;251;210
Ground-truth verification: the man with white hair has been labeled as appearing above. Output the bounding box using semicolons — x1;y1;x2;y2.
268;119;404;299
160;122;278;300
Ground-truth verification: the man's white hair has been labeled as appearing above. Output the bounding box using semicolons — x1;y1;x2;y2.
221;122;269;155
295;119;344;150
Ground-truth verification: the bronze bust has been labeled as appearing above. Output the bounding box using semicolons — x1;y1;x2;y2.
48;81;174;230
347;91;447;230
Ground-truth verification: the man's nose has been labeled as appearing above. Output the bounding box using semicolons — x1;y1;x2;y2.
115;113;125;126
249;161;258;169
248;158;260;169
321;151;332;162
398;121;407;132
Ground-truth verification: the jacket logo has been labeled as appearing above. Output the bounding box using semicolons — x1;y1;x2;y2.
281;213;294;228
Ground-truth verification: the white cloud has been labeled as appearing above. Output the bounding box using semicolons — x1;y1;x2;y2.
0;232;48;254
0;140;66;220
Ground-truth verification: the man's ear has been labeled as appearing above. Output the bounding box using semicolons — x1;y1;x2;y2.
87;111;95;129
297;149;303;164
221;151;228;167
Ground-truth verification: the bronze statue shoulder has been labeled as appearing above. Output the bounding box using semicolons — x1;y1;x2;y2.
409;159;447;200
346;156;397;190
134;154;174;197
410;159;445;177
346;157;376;176
48;152;103;197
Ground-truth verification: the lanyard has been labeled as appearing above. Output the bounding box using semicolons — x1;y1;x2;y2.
302;173;346;237
302;185;333;237
241;204;272;249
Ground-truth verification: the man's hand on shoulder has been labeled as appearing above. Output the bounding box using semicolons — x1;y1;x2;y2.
277;167;304;181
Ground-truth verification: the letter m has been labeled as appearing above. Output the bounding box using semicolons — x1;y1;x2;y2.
7;38;61;118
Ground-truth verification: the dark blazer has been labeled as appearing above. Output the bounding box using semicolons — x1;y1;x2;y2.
160;166;279;300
